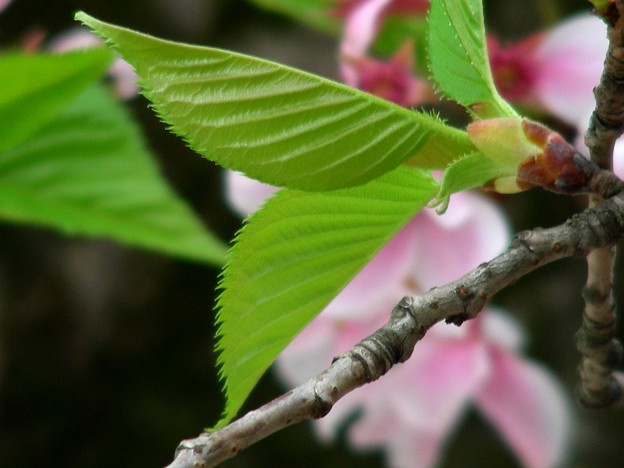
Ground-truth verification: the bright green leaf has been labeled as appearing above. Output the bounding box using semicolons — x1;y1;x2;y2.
76;12;474;190
214;167;438;426
0;49;113;153
0;85;226;265
427;0;517;118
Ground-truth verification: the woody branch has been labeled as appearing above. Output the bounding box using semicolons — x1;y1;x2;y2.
577;0;624;409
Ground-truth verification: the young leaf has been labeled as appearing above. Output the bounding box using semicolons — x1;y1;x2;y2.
0;84;226;265
215;167;438;426
427;0;517;118
433;153;511;213
0;49;113;152
76;12;475;190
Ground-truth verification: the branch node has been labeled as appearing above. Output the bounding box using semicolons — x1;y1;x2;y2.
310;391;332;419
577;376;623;409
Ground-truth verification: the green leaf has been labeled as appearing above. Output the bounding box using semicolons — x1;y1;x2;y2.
0;84;226;265
214;167;438;426
427;0;517;118
76;12;475;190
0;49;113;153
433;153;511;213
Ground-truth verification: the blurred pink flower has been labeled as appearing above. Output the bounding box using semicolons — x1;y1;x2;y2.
489;14;607;128
224;170;278;217
48;28;139;99
339;0;429;106
0;0;11;14
333;0;428;20
225;171;571;467
345;41;427;106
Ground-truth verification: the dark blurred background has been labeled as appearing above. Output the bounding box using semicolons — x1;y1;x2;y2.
0;0;620;466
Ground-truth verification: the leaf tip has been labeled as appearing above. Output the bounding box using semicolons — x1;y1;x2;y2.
74;10;93;26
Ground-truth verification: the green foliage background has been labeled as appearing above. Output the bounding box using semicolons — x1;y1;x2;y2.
0;0;620;467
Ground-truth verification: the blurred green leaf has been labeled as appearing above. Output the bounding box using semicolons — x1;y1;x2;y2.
214;167;437;426
77;12;475;190
250;0;339;33
0;85;226;264
0;49;113;152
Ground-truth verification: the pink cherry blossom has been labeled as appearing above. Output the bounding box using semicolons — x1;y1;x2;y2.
489;14;607;128
225;171;571;467
0;0;11;14
345;41;427;106
339;0;429;106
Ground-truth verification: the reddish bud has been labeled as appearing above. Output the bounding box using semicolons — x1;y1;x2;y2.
517;121;597;193
468;118;597;194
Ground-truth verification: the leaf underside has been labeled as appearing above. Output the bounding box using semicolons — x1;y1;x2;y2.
214;167;438;426
76;12;475;191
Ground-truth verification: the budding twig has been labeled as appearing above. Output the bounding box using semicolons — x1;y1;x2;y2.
168;192;624;468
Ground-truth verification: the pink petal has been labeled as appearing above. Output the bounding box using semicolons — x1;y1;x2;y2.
412;192;510;289
613;138;624;180
323;220;418;321
533;15;607;126
384;429;446;468
274;317;337;384
48;28;139;99
47;28;101;50
389;338;490;430
480;307;525;352
340;0;393;85
348;41;427;106
108;59;140;99
476;349;571;468
0;0;11;13
223;170;278;217
341;0;393;57
277;312;386;386
344;337;490;467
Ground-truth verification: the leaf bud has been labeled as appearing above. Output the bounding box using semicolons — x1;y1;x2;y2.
468;118;596;194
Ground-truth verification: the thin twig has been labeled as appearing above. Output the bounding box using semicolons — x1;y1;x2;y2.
578;1;624;408
168;191;624;468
